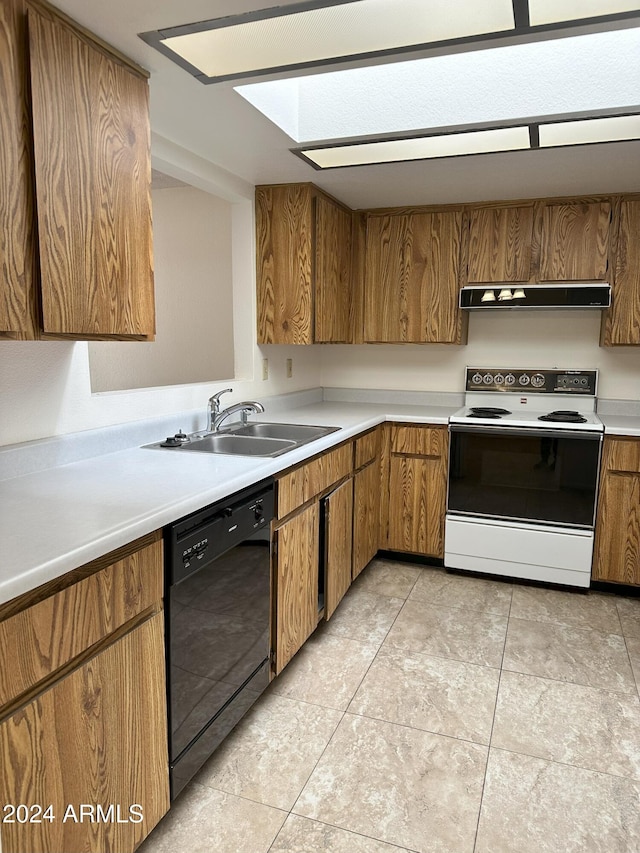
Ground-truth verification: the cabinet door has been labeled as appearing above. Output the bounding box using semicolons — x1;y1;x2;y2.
0;0;36;338
364;210;462;343
256;184;313;344
315;195;352;343
324;477;354;619
0;613;169;853
387;426;448;557
273;502;319;673
352;458;381;579
593;438;640;585
539;201;611;281
601;200;640;346
28;7;155;339
467;205;534;282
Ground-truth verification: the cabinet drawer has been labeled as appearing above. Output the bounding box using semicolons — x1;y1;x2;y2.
354;428;381;469
603;437;640;474
0;539;162;709
277;444;352;518
391;425;447;457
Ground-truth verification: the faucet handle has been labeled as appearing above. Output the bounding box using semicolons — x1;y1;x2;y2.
208;388;233;413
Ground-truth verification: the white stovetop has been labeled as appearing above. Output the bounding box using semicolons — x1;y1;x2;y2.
0;400;454;606
450;391;603;432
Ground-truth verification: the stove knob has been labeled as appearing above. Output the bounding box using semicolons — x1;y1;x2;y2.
483;373;494;385
518;374;530;386
531;373;545;388
494;373;505;385
505;373;516;386
472;372;483;385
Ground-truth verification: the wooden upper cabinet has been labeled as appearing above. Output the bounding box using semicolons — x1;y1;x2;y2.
28;6;154;339
539;201;611;281
364;209;464;343
256;183;353;344
0;0;36;338
467;205;534;282
601;199;640;346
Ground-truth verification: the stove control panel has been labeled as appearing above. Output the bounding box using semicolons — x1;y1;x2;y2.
466;368;597;395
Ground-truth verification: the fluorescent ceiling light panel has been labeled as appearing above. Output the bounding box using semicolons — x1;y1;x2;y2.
300;126;531;168
161;0;515;79
539;114;640;146
529;0;640;26
236;28;640;142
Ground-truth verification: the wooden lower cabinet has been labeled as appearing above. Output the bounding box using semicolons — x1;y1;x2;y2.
273;502;320;674
0;613;169;853
324;477;354;620
385;425;448;558
353;458;381;579
593;436;640;585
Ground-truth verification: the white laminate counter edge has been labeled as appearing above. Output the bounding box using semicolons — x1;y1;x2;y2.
0;401;455;606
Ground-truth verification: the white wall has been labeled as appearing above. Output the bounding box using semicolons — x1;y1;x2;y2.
320;311;640;401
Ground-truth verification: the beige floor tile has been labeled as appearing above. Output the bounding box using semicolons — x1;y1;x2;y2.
270;814;409;853
616;597;640;638
322;586;404;645
475;749;640;853
503;618;636;694
510;586;622;634
195;693;342;810
354;558;422;599
136;782;286;853
492;670;640;779
294;713;487;853
626;635;640;690
384;598;507;667
409;568;513;616
349;644;499;744
268;631;378;710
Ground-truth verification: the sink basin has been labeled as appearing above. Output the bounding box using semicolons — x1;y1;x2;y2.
229;422;340;444
180;433;296;457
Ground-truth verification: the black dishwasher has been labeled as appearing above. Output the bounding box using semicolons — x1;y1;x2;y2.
165;478;274;799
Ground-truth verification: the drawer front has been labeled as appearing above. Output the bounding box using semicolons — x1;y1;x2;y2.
391;425;447;457
0;540;163;709
604;436;640;474
354;428;381;469
277;444;352;518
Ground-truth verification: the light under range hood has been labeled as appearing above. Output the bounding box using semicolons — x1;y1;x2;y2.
460;282;611;310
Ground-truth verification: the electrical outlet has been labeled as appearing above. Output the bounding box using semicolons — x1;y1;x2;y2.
286;358;293;378
262;358;269;380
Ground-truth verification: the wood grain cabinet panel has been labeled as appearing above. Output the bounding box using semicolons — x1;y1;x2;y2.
28;6;154;339
467;205;534;282
277;444;352;519
364;210;463;343
0;0;36;337
0;539;162;709
387;425;448;558
601;199;640;346
273;502;320;673
324;477;354;620
539;201;611;281
593;437;640;585
354;427;382;470
0;612;169;853
353;458;381;579
256;184;353;344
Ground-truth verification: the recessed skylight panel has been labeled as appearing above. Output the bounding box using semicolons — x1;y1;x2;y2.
529;0;640;26
156;0;515;81
539;114;640;146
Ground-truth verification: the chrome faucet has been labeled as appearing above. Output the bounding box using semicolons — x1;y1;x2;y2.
211;401;265;432
208;388;233;432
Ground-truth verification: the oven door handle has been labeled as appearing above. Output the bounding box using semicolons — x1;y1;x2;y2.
448;424;603;441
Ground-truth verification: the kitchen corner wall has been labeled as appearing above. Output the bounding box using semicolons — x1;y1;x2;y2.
319;311;640;401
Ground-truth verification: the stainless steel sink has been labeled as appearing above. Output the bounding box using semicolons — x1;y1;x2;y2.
229;422;340;444
180;433;296;457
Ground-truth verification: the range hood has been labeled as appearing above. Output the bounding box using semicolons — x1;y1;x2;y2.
460;282;611;310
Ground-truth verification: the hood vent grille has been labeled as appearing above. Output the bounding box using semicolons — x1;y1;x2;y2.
460;282;611;310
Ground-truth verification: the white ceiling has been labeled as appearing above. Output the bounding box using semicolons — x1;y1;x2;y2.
52;0;640;208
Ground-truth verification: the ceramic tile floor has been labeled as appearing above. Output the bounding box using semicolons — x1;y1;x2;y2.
139;559;640;853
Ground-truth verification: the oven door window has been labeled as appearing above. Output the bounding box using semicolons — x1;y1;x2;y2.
448;427;601;528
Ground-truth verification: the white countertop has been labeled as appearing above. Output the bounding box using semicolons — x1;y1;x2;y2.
599;415;640;437
0;401;453;606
